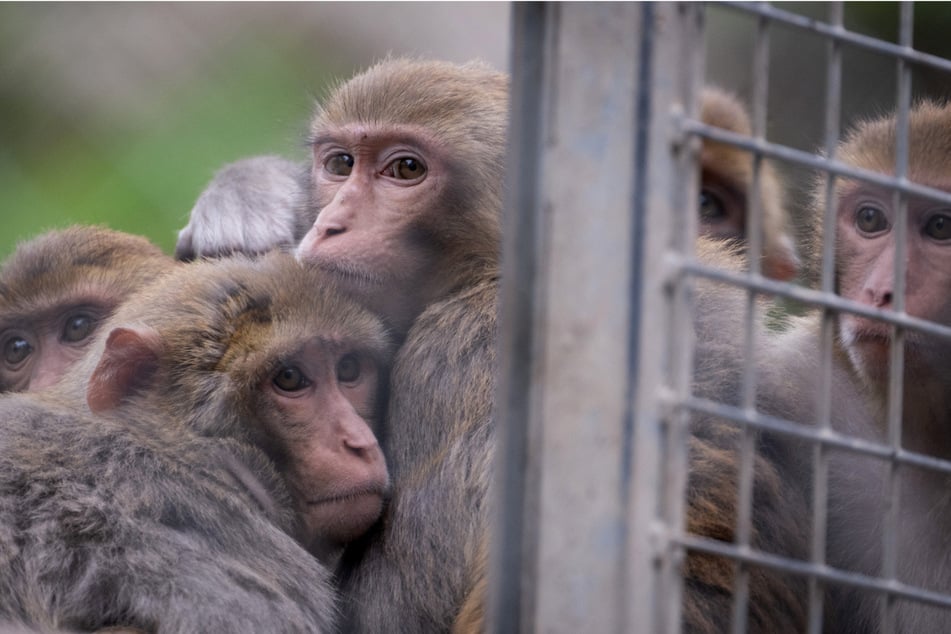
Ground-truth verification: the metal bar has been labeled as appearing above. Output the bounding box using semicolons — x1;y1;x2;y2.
490;3;549;632
500;4;645;631
681;121;951;207
677;259;951;342
679;395;951;477
881;6;915;630
648;4;707;633
809;3;843;631
730;7;771;631
677;534;951;612
720;2;951;74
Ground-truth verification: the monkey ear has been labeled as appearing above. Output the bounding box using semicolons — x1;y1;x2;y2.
87;327;162;414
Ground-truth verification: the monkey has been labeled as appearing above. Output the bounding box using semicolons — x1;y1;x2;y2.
173;90;801;286
0;226;174;393
0;252;394;632
699;87;801;282
287;57;507;632
175;156;313;261
676;101;951;632
799;100;951;632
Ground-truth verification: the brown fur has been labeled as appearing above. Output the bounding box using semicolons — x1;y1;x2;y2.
700;88;800;282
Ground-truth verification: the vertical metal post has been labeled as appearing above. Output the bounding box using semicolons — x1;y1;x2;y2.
490;3;547;633
810;4;844;632
493;3;697;632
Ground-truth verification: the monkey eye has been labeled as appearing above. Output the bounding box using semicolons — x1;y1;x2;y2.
855;205;889;235
273;365;310;392
325;153;355;177
336;354;361;383
699;188;727;222
924;213;951;241
384;157;427;181
62;314;96;344
3;335;33;366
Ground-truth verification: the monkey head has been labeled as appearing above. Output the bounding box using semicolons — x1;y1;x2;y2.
0;226;173;392
81;252;395;553
296;58;509;335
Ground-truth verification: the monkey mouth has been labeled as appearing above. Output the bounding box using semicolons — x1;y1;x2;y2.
842;316;891;347
307;483;389;507
850;329;891;347
307;257;386;289
305;483;389;545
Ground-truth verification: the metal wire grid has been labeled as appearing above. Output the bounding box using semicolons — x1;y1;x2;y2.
490;2;951;632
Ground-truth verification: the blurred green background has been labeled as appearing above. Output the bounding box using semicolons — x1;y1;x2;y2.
3;3;951;262
0;3;510;259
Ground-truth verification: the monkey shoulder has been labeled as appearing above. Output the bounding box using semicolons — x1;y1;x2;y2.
0;400;288;536
393;275;498;396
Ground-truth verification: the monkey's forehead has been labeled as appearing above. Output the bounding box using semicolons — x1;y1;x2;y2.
120;258;392;355
839;101;951;178
314;59;508;142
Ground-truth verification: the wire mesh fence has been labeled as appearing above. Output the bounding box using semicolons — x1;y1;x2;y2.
492;3;951;632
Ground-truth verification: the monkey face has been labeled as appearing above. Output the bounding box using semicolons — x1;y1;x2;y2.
257;338;390;551
0;304;108;392
296;123;452;334
835;183;951;383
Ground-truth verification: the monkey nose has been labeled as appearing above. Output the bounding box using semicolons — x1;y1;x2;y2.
865;288;893;308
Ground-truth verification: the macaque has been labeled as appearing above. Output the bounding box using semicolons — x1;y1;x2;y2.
808;100;951;631
0;253;393;632
0;226;174;392
175;156;313;261
700;88;801;281
290;57;507;632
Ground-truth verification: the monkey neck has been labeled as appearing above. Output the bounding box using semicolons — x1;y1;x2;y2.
850;356;951;460
899;379;951;459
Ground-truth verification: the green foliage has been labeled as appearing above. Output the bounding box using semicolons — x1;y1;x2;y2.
1;31;331;260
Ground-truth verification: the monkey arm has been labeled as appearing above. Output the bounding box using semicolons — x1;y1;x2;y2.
175;156;313;261
0;399;336;633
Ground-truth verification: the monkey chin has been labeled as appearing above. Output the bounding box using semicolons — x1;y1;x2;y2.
839;319;937;387
304;487;387;549
299;253;386;291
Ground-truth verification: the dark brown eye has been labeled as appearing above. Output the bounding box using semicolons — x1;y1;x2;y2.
273;365;308;392
62;314;96;343
336;354;361;383
325;153;354;176
925;214;951;240
855;205;889;235
3;336;32;366
386;157;426;180
699;189;727;222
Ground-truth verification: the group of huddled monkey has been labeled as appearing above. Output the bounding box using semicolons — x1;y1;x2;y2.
0;56;949;633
